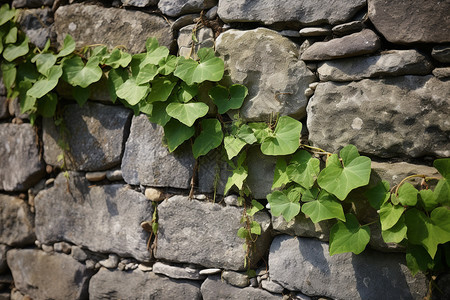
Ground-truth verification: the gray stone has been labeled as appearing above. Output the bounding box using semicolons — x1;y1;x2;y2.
153;262;205;280
0;78;5;95
301;29;380;61
218;0;366;26
41;244;53;253
222;270;249;287
224;194;240;206
0;97;9;120
261;279;285;294
307;76;450;158
299;27;331;37
371;161;441;187
155;196;272;271
278;30;301;38
317;50;433;82
216;28;316;121
106;168;123;181
198;148;230;195
85;171;106;182
35;172;153;261
43;102;132;171
17;8;54;49
269;235;428;300
332;21;363;35
53;242;71;254
0;124;45;191
138;263;153;272
89;268;201;299
171;14;200;31
7;249;91;300
201;276;281;300
122;115;195;189
8;98;29;119
368;0;450;44
178;24;214;60
12;0;54;8
99;254;119;269
54;4;174;54
145;187;165;201
304;88;314;97
246;147;277;199
0;245;9;274
206;5;218;20
0;195;35;247
71;246;88;262
432;45;450;63
433;67;450;79
159;0;217;17
199;268;221;275
121;0;158;7
272;214;333;241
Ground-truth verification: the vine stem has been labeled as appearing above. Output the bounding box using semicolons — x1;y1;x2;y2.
393;175;441;195
299;144;333;156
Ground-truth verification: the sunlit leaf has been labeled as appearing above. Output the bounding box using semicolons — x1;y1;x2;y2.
166;102;208;127
147;77;177;103
116;77;149;106
209;84;248;114
365;180;390;210
163;119;195;152
56;35;76;58
62;56;102;88
379;202;404;231
224;135;246;160
3;36;29;62
381;215;407;244
174;48;224;85
27;65;62;98
329;213;370;255
272;157;289;189
286;150;320;189
267;190;301;222
261;116;302;156
301;190;345;223
192;119;223;159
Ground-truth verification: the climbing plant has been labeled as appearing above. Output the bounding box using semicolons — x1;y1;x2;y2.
1;3;449;279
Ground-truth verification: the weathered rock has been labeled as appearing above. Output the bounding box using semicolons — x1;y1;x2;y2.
17;8;54;49
272;214;333;241
301;29;380;61
261;278;285;294
198;148;230;195
121;0;158;7
53;241;71;254
34;172;153;261
152;262;205;280
0;96;9;120
99;254;119;269
7;249;91;300
0;124;45;191
85;171;106;182
89;268;201;299
12;0;54;8
269;236;428;300
216;28;316;121
307;76;450;158
368;0;450;44
371;161;441;187
155;196;272;270
217;0;366;26
8;98;28;119
43;102;132;171
145;187;165;201
318;50;433;82
433;67;450;79
54;4;174;53
41;244;53;253
71;246;88;262
106;168;123;181
432;45;450;63
199;268;221;275
332;21;363;35
171;14;200;31
0;195;35;247
178;24;214;59
121;115;195;189
206;5;218;20
299;27;331;37
246;147;277;199
0;245;9;274
201;276;281;300
159;0;217;17
222;270;249;287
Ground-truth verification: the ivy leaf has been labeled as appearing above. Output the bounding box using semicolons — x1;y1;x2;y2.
224;152;248;195
434;178;450;206
267;190;301;222
419;189;439;212
18;80;36;114
286;150;320;189
250;221;261;235
158;55;178;75
237;124;257;144
147;77;177;103
392;182;418;206
36;93;58;118
3;36;29;62
56;35;76;58
145;37;159;52
135;63;158;85
272;157;289;189
174;48;224;85
365;180;390;210
90;46;108;61
163;119;195;152
405;207;450;258
301;190;345;223
27;65;62;98
5;26;17;44
434;158;450;180
381;215;407;244
193;119;223;159
0;4;16;26
142;40;169;66
104;48;132;68
138;101;153;115
1;61;16;90
107;68;128;102
31;53;57;76
406;245;434;276
166;102;209;127
261;116;302;156
209;84;248;114
247;200;264;217
177;82;198;103
317;145;371;200
379;202;404;231
62;56;102;88
116;78;150;106
148;101;171;126
224;135;246;160
72;86;90;107
237;227;248;239
248;122;270;143
329;213;370;255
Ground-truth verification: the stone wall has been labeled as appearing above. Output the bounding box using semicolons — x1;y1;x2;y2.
1;0;449;299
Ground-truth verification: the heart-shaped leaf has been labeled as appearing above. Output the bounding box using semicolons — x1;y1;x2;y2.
329;213;370;255
147;77;177;103
63;56;102;88
0;4;16;26
301;190;345;223
107;68;128;102
166;102;209;127
209;84;248;114
365;180;390;210
163;119;195;152
174;48;224;85
193;119;223;159
224;152;248;195
392;182;418;206
148;101;171;126
379;202;404;231
224;135;246;160
32;53;57;76
56;35;76;58
3;36;29;62
104;48;132;68
272;157;289;189
286;150;320;189
136;63;158;85
116;77;150;106
267;190;301;222
27;65;62;98
261;116;302;156
158;55;178;75
381;215;407;244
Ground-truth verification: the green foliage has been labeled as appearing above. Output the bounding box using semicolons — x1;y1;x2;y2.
301;189;345;223
260;116;302;156
174;48;224;85
329;214;371;255
209;84;248;114
192;119;223;159
267;189;301;222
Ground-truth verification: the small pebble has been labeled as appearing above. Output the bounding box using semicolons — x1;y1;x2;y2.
85;259;96;269
299;27;331;36
205;5;218;20
199;268;221;275
45;178;55;186
138;264;153;272
118;262;126;271
99;254;119;269
224;195;239;206
249;277;258;287
94;262;101;269
71;246;88;262
106;169;123;181
145;187;165;202
279;30;301;37
35;240;42;248
309;82;320;90
41;244;53;253
140;221;153;232
53;242;71;254
125;263;138;270
46;165;53;174
85;171;106;182
266;203;271;209
304;88;314;97
261;279;285;293
195;194;207;200
332;21;363;35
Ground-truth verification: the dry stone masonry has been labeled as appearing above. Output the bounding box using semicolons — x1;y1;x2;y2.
1;0;449;299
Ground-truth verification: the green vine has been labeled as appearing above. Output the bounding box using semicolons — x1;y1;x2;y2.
1;4;449;283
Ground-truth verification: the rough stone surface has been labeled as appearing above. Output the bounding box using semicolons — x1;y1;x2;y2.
171;14;200;31
7;249;91;300
53;242;71;254
201;276;281;300
299;27;331;37
54;4;174;53
121;115;195;189
217;0;366;26
301;29;380;61
198;148;230;195
152;262;204;280
43;102;132;171
432;45;450;63
371;161;441;187
122;0;158;7
12;0;54;8
307;76;450;158
272;214;333;241
85;171;106;182
246;147;277;199
17;8;54;49
317;50;433;82
0;124;45;191
269;236;428;300
34;172;153;261
0;195;35;247
71;246;88;262
0;96;8;120
159;0;217;17
178;24;214;59
368;0;450;44
89;268;201;299
222;271;249;287
332;21;363;35
155;196;272;271
0;245;9;273
261;278;285;294
433;67;450;79
216;28;316;121
106;169;123;181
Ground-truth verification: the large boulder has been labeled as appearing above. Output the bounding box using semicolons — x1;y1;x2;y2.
218;0;366;26
34;172;152;261
216;28;316;121
54;4;174;53
17;8;54;49
269;236;428;300
0;195;35;247
159;0;217;17
307;76;450;158
7;249;92;300
121;115;195;189
155;195;272;271
43;102;132;171
368;0;450;44
0;124;45;191
89;268;201;300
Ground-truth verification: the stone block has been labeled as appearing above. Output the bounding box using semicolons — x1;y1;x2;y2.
0;195;35;247
159;0;217;17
